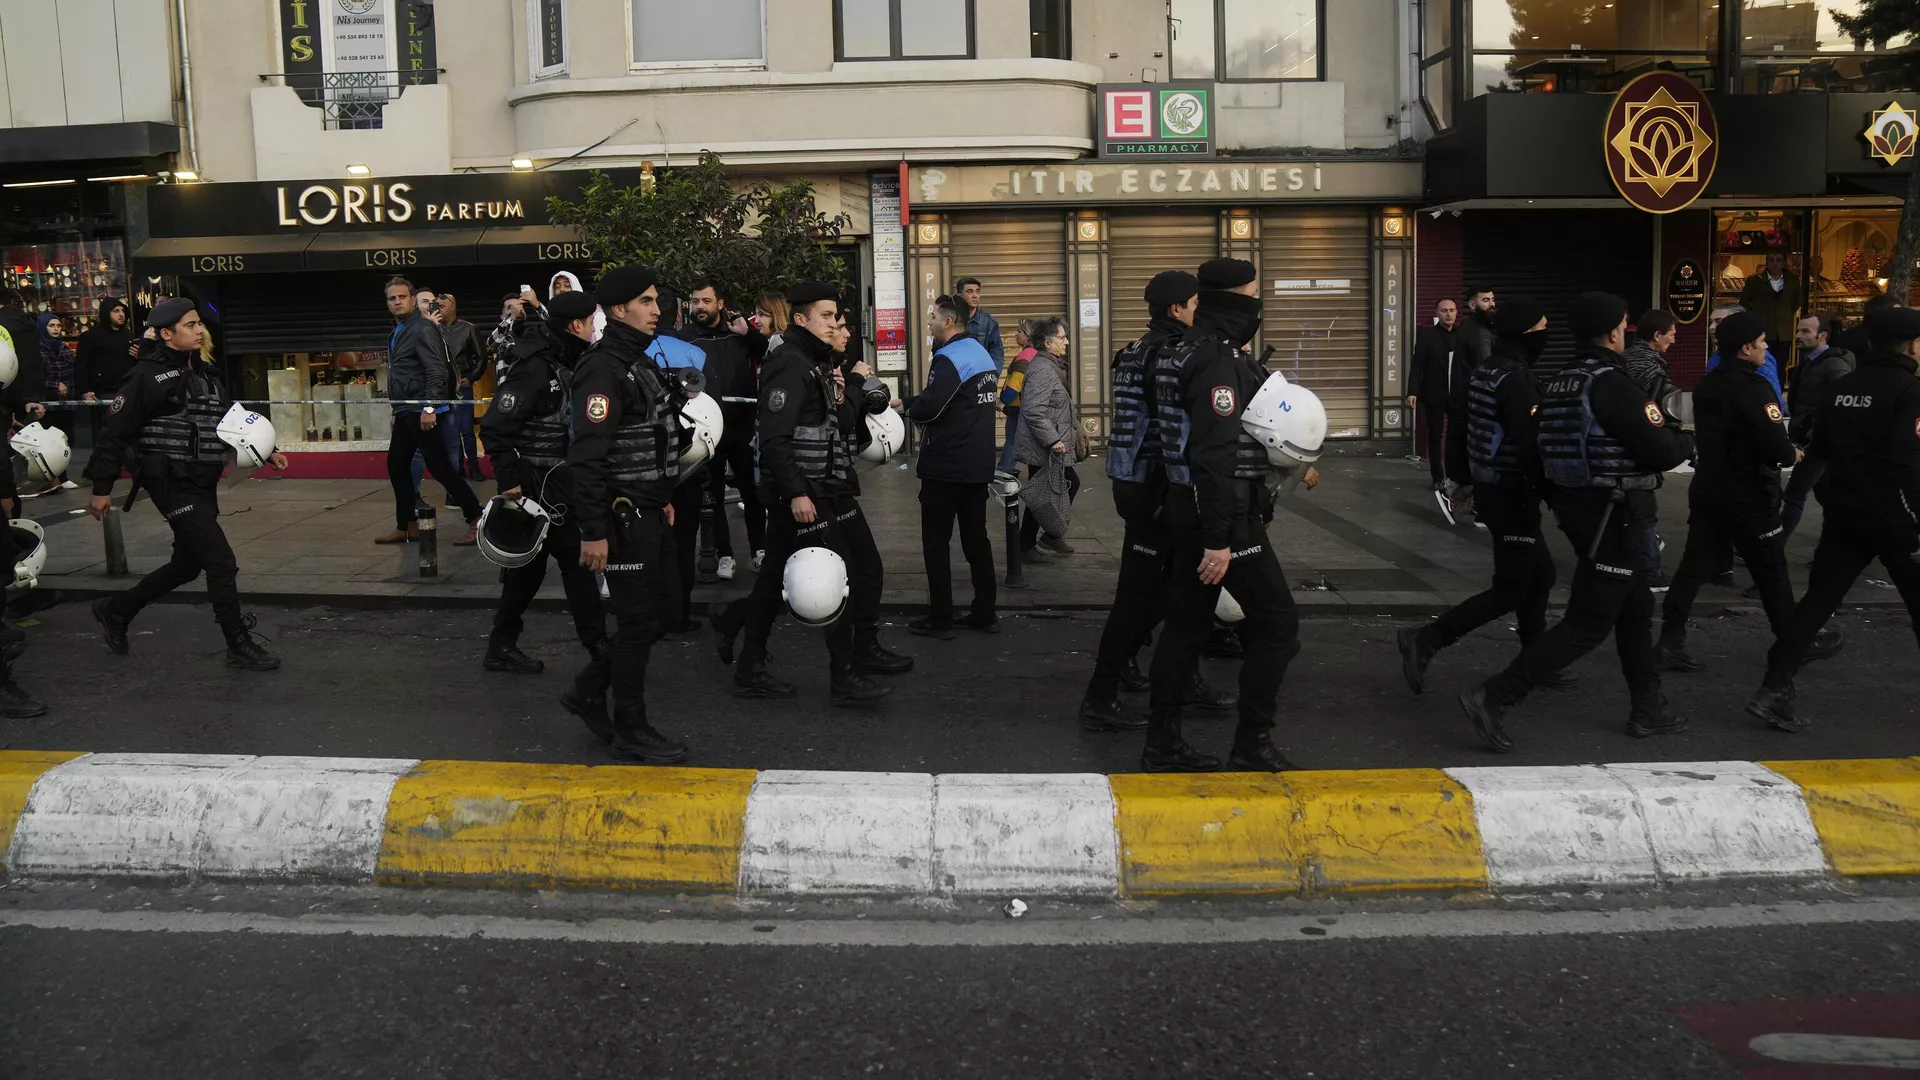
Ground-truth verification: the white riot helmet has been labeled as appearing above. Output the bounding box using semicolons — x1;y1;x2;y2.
783;545;849;627
10;422;69;487
1215;589;1245;624
1241;372;1327;469
215;402;277;470
678;392;724;478
7;518;44;593
861;409;905;464
476;495;552;569
0;332;17;389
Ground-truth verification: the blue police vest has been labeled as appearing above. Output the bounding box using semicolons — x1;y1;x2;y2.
1106;331;1170;485
1466;360;1525;486
1537;359;1651;488
1152;341;1197;487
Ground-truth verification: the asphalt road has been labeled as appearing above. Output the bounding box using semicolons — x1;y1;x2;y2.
5;884;1920;1079
2;595;1916;771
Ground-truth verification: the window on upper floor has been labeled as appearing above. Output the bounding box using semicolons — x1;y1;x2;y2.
1030;0;1071;60
632;0;764;68
1170;0;1321;81
837;0;974;60
530;0;566;78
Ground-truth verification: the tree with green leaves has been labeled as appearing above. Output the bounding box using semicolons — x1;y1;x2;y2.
545;154;851;307
1837;0;1920;302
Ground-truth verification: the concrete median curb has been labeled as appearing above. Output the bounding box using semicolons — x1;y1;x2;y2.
3;751;1917;896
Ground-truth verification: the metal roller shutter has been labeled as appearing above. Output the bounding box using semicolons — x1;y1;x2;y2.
947;213;1069;369
1107;213;1219;347
1462;210;1653;372
1260;209;1373;438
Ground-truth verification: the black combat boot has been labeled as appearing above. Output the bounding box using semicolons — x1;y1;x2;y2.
1625;694;1690;738
1182;673;1237;712
224;616;281;672
1118;655;1150;693
560;641;615;742
1141;713;1220;773
1804;628;1845;663
1745;674;1806;732
852;629;914;674
711;600;743;665
1396;626;1437;695
484;643;545;674
1653;632;1704;673
1459;682;1514;753
608;703;688;764
830;660;893;706
0;678;46;718
1226;730;1298;773
734;661;798;699
92;598;131;655
1078;695;1146;732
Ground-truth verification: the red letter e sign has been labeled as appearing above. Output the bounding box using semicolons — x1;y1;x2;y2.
1106;91;1152;139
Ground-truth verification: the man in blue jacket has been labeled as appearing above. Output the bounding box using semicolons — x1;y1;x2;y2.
375;276;483;545
904;293;999;639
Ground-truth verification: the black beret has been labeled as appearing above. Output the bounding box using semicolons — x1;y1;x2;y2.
1493;296;1546;338
146;297;197;331
1869;306;1920;346
1197;258;1257;291
1144;270;1200;312
1714;311;1767;355
786;281;839;308
1567;291;1629;339
593;265;657;308
546;291;598;326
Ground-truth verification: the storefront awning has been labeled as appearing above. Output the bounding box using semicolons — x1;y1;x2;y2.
132;234;313;275
476;225;590;264
302;228;486;272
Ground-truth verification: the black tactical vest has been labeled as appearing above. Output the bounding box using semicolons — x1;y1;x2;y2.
1538;359;1651;488
607;358;677;486
1466;360;1525;485
137;366;229;465
517;367;572;471
1107;331;1167;485
790;364;856;485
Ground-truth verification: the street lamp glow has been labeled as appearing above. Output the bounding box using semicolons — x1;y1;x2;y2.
346;164;372;177
511;157;535;171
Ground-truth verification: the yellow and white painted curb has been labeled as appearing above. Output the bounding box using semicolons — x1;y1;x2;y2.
2;752;1917;895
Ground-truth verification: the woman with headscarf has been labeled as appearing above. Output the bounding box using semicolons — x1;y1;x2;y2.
33;315;78;487
548;271;605;341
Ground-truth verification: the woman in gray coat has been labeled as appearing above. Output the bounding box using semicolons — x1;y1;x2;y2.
1016;316;1080;561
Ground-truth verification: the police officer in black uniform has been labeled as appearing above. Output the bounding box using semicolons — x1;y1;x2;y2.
711;281;907;704
1656;311;1842;672
1145;258;1305;773
479;289;615;735
569;266;689;764
1460;292;1694;751
1078;270;1235;730
1398;298;1557;692
1747;306;1920;732
86;298;284;671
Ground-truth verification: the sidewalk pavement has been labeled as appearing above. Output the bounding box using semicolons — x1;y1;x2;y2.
4;750;1916;896
26;449;1897;613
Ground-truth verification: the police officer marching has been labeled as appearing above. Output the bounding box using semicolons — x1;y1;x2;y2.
711;281;909;704
1459;292;1694;751
1655;311;1842;673
568;266;690;764
478;289;617;739
1746;306;1920;732
1398;297;1559;692
1078;270;1235;731
86;299;287;671
1145;258;1322;773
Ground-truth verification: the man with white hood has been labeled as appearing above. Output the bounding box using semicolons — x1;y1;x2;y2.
547;271;605;341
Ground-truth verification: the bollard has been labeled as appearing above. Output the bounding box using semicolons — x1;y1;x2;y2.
102;507;129;576
1002;498;1026;590
417;505;438;578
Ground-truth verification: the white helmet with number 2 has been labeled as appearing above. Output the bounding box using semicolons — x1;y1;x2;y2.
10;422;69;487
216;402;277;470
1215;589;1245;624
861;409;906;464
1241;372;1327;469
678;392;724;478
783;545;849;627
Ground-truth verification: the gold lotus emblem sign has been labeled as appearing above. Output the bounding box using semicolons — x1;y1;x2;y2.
1865;101;1917;166
1604;72;1719;214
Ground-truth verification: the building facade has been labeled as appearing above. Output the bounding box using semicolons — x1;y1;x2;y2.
2;0;1424;461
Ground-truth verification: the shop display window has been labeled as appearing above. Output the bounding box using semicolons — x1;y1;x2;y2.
1808;208;1912;320
1;240;128;353
243;352;393;451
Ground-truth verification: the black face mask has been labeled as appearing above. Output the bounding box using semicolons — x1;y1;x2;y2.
1519;329;1550;364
